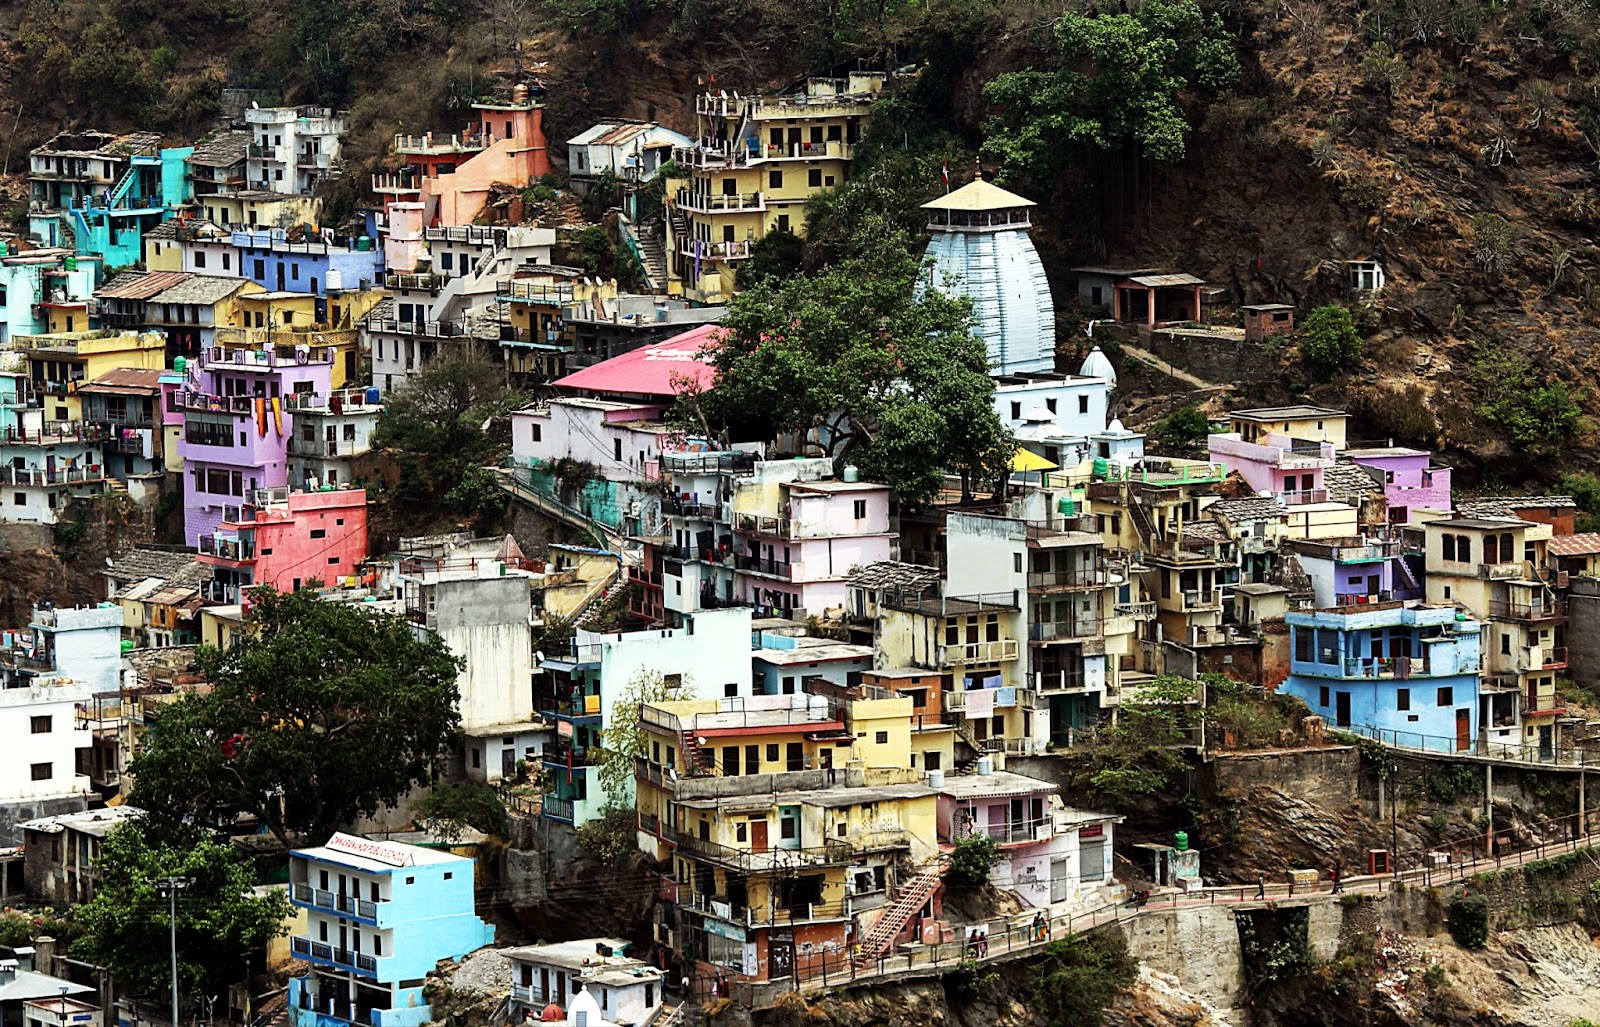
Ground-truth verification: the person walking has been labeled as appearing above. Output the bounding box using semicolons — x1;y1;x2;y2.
1331;861;1344;895
1255;874;1266;900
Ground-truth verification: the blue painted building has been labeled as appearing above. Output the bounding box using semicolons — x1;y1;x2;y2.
1282;603;1483;753
287;833;493;1027
27;132;193;268
233;229;382;310
751;632;873;696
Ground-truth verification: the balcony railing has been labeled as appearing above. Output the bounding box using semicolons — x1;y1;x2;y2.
1;422;107;445
1027;569;1108;590
366;317;469;337
1488;599;1565;621
675;188;766;213
946;686;1036;711
1113;601;1157;619
678;239;754;261
1029;620;1102;642
1478;562;1527;581
384;270;445;291
542;795;575;822
1280;489;1330;506
1033;669;1090;692
951;816;1054;845
1520;646;1567;671
0;464;105;486
197;534;255;562
937;639;1020;664
1182;589;1223;611
291;883;382;922
1339;655;1430;679
734;554;793;578
498;279;578;305
1334;590;1394;607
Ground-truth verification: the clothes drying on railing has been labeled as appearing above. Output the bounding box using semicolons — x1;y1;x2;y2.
255;397;267;436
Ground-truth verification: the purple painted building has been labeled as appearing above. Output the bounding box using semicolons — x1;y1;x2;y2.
1287;537;1423;608
1343;447;1452;525
174;342;334;546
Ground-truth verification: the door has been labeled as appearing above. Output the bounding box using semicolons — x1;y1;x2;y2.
276;263;285;290
501;746;516;780
1456;709;1471;751
1335;691;1352;728
1050;857;1070;903
750;819;769;853
768;937;795;979
1539;725;1554;760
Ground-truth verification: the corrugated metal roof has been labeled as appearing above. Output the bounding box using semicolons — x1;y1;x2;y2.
78;367;165;395
1127;273;1206;287
552;325;719;397
97;271;191;300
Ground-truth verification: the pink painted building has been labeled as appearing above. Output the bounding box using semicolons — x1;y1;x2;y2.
174;343;335;546
1343;447;1452;524
196;486;369;601
733;478;896;617
372;91;551;227
1208;430;1337;505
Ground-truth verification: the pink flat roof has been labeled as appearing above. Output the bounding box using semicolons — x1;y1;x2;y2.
552;324;719;397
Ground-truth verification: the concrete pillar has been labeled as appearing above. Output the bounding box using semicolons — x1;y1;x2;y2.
1580;770;1587;839
1485;763;1494;857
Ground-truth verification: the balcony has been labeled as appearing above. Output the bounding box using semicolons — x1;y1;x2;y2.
1113;601;1157;619
734;554;793;578
290;936;378;978
668;823;861;872
0;464;105;487
675;189;766;213
248;143;286;160
1030;620;1102;643
384;270;445;291
946;686;1036;711
290;883;386;926
543;738;601;767
206;339;343;365
951;816;1054;846
1334;590;1394;607
1281;489;1330;506
0;422;106;445
1148;538;1236;565
936;639;1020;664
1182;589;1223;611
1479;562;1528;581
366;317;468;338
1338;655;1430;679
197;534;255;564
1033;669;1090;692
1027;569;1108;591
498;279;578;305
1520;646;1568;671
1488;599;1565;622
678;239;754;261
288;436;370;459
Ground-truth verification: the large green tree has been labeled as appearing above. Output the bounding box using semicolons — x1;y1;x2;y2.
129;588;464;845
983;0;1239;181
72;821;289;1007
683;238;1014;504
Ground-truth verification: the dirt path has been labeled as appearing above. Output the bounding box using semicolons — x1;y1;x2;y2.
1118;340;1231;391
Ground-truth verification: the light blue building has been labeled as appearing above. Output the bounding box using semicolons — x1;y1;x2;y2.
0;251;102;344
287;833;494;1027
28;131;192;268
233;229;382;309
751;632;873;695
1282;604;1483;753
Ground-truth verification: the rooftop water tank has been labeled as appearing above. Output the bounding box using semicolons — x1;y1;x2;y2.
927;769;946;788
842;465;860;483
325;268;343;291
975;756;994;776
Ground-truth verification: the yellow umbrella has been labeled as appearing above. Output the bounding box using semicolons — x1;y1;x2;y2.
1010;448;1058;473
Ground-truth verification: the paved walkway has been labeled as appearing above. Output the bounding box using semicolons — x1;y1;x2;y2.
1118;341;1230;391
754;832;1599;1004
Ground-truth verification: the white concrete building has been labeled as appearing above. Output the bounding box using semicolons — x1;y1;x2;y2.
566;122;693;185
245;106;348;196
397;547;549;783
286;387;382;489
504;938;662;1025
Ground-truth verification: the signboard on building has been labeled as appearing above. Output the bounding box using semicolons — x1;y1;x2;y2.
325;832;412;867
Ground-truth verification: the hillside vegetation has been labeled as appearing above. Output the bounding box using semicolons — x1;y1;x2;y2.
5;0;1600;479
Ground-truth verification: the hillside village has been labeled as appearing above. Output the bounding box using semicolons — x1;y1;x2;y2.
1;28;1600;1027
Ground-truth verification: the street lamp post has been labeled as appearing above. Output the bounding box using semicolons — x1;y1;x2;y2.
153;875;191;1027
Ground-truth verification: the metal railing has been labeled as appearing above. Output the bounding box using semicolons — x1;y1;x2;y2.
734;554;793;578
1027;569;1108;590
1488;599;1565;621
1338;655;1430;679
937;639;1020;664
678;239;754;261
0;464;105;486
197;534;255;562
675;189;765;213
1;422;107;444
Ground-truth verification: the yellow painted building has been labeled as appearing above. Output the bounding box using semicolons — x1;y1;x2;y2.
860;669;956;774
1423;516;1566;752
540;544;623;621
635;687;938;984
217;296;362;388
202;192;320;233
665;74;885;303
6;329;166;421
1226;405;1350;449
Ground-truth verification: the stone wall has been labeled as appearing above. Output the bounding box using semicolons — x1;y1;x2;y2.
1118;904;1247;1016
1209;746;1365;812
1566;577;1600;688
1145;329;1282;384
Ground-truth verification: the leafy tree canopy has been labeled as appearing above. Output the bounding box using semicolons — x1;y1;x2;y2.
1299;305;1363;379
983;0;1239;182
129;588;463;845
737;227;805;288
1152;404;1211;450
1467;347;1586;456
682;237;1015;504
1085;672;1200;808
374;349;525;461
595;669;681;799
71;820;290;1006
413;780;509;842
1030;930;1138;1026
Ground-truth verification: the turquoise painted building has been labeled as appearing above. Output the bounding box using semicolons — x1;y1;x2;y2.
28;130;193;268
287;833;493;1027
0;251;101;343
1282;603;1483;753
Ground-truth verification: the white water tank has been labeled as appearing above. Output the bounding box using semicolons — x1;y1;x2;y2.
326;268;343;291
975;756;994;776
927;769;946;788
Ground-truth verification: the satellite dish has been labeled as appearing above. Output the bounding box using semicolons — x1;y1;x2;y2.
251;101;260;110
105;557;115;567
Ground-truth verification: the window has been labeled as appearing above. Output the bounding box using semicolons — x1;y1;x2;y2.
853;499;867;519
1396;689;1410;711
808;169;822;187
1437;686;1453;706
12;494;23;506
1442;533;1455;561
531;424;542;443
1501;634;1511;655
30;763;51;781
1013;553;1022;574
769;170;783;189
30;715;51;734
875;731;888;744
290;264;300;281
1078;395;1090;414
1011;401;1022;419
776;213;790;232
1457;535;1471;563
223;253;231;271
1318;686;1329;707
328;556;341;565
195;251;206;268
614;438;623;461
309;528;327;539
443;872;453;880
766;743;779;763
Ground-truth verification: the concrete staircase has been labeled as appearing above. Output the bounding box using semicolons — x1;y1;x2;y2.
636;227;667;291
575;573;629;629
854;862;946;966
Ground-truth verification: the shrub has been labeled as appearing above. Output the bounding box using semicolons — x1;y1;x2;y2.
1447;891;1490;949
1466;348;1584;455
1029;931;1137;1025
1153;405;1210;449
575;803;640;870
947;833;1003;889
1299;305;1362;379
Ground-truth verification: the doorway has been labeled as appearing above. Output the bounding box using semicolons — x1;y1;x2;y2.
1455;709;1471;751
1335;691;1351;728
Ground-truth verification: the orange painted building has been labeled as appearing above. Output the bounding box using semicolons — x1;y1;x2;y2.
373;86;550;228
